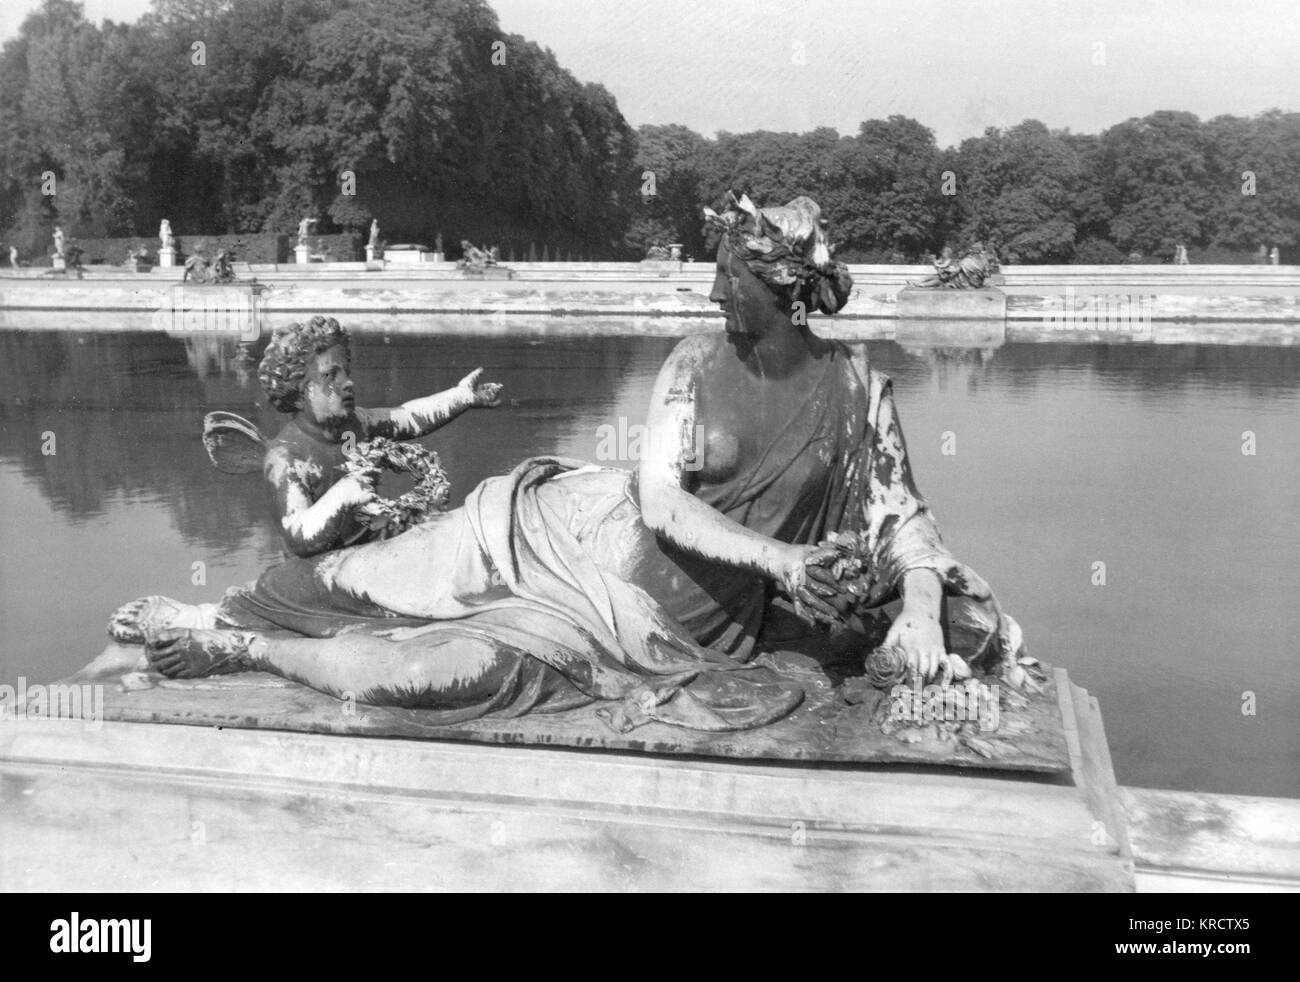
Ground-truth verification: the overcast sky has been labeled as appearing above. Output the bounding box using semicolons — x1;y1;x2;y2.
3;0;1297;147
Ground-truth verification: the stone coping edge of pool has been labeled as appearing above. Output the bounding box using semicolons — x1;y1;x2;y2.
4;272;1300;329
2;662;1296;890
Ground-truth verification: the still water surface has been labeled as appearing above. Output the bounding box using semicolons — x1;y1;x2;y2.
0;324;1296;797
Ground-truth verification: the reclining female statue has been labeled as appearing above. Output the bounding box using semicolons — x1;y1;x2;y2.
107;192;1026;733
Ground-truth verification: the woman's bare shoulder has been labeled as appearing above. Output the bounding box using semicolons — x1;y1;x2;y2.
654;333;721;390
666;332;722;366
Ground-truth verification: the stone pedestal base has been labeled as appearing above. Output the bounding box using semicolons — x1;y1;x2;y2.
365;245;378;263
459;266;514;280
158;247;176;268
431;252;445;264
295;244;312;264
0;668;1132;891
898;286;1007;320
51;254;66;272
639;259;682;276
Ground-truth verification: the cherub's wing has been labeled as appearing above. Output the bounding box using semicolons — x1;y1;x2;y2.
202;411;266;475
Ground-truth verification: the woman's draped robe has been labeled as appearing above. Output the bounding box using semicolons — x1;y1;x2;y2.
216;342;1019;731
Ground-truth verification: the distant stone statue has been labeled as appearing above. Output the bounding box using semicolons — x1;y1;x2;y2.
297;217;316;246
9;245;17;268
53;226;64;259
184;247;237;284
159;219;175;251
1174;244;1189;265
435;232;444;254
368;220;380;250
1256;244;1269;264
457;240;497;270
645;242;671;261
909;243;991;289
1270;246;1281;266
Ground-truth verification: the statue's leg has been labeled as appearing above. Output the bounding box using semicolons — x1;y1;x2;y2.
108;595;221;644
144;625;575;711
254;627;521;707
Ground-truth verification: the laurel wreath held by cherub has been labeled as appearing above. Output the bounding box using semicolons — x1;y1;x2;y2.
342;438;451;536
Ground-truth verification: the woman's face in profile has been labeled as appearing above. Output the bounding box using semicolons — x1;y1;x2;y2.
710;243;779;336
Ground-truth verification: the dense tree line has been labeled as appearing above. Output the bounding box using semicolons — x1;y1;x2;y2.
3;0;1298;263
0;0;634;260
633;112;1300;264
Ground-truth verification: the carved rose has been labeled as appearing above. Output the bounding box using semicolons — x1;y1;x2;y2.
865;643;909;689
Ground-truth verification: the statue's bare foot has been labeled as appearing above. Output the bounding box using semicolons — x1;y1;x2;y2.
144;628;259;679
108;596;219;644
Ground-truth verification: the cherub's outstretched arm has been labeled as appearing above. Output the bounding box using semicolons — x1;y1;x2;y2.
357;368;503;440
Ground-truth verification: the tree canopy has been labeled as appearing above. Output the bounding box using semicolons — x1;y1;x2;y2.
3;0;1298;263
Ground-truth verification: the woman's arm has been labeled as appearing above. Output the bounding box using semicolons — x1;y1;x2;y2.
637;338;838;620
358;368;502;440
848;349;960;677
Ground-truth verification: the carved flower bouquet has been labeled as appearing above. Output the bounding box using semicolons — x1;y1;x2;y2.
816;529;979;688
342;438;451;537
816;529;879;603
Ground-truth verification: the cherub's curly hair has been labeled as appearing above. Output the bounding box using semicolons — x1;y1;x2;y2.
258;316;351;414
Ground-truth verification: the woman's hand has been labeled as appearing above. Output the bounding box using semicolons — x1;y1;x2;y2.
458;367;504;407
774;543;844;625
883;614;947;682
883;569;947;680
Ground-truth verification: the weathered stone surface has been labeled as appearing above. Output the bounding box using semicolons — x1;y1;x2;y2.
897;286;1007;320
66;642;1071;773
0;669;1131;891
3;267;1300;325
1121;787;1300;883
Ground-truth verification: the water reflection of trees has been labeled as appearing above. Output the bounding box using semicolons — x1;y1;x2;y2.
0;331;653;551
0;331;270;550
867;339;1300;399
1;329;1295;550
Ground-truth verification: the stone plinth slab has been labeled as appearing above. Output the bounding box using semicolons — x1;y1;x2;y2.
898;286;1007;320
65;642;1071;774
0;669;1131;891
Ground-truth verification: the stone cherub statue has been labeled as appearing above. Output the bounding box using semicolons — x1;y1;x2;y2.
298;217;317;246
53;226;65;259
159;219;175;251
